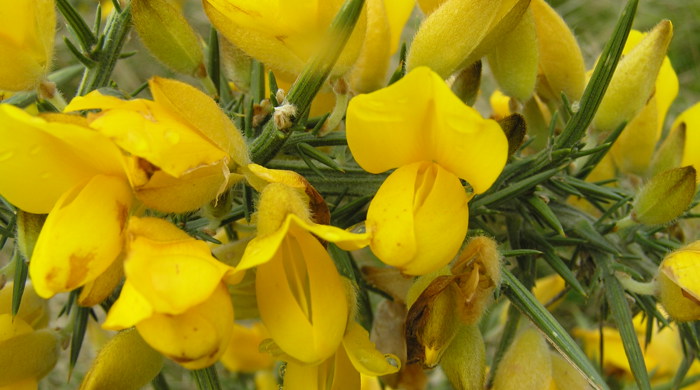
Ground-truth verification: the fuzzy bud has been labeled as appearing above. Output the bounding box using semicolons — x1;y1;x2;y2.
632;166;696;225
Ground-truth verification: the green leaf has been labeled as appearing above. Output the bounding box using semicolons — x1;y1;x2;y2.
69;305;91;378
57;0;97;51
554;0;639;149
11;250;28;317
595;254;651;390
471;167;563;211
525;196;565;236
502;269;609;390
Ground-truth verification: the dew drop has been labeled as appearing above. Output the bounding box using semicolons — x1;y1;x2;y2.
0;150;13;162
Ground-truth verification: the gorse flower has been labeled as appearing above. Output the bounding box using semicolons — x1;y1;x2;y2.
346;66;508;275
103;217;236;369
0;104;131;298
0;0;55;91
657;241;700;321
65;77;249;213
203;0;368;80
236;164;370;364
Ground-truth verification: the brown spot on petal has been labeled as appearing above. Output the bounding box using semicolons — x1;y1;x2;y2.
66;252;95;289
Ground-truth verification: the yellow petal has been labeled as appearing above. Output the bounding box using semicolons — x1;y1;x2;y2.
132;161;234;213
531;0;586;102
103;281;154;330
220;323;275;373
384;0;415;52
238;213;369;272
367;162;469;275
66;92;228;178
348;0;393;93
346;66;507;193
609;96;659;175
672;102;700;178
0;283;48;329
0;0;55;91
342;321;400;376
125;217;232;314
136;283;234;369
0;105;112;213
30;175;132;298
149;77;250;167
256;226;348;364
203;0;365;77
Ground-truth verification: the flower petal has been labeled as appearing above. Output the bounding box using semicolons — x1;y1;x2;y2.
132;161;234;213
102;281;154;330
346;67;507;193
149;77;250;167
0;105;103;213
29;175;131;298
136;283;234;369
367;162;469;275
256;227;348;363
67;91;227;178
343;321;400;376
125;217;232;314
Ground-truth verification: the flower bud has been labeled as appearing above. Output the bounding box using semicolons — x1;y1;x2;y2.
80;328;164;390
492;327;552;390
405;272;461;367
531;0;586;102
487;8;538;102
451;236;502;324
407;0;529;78
551;352;594;390
0;0;56;91
657;241;700;322
132;0;206;77
0;314;60;386
632;166;696;225
0;282;49;329
439;324;486;390
593;20;673;131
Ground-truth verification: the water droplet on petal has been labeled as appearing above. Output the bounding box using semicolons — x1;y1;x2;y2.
29;145;41;155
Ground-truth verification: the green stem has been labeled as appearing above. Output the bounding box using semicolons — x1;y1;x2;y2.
192;366;222;390
77;4;132;95
249;0;365;164
266;160;386;197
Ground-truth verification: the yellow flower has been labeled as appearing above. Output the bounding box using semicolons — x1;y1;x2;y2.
220;322;275;373
593;20;673;132
667;102;700;180
203;0;368;80
657;241;700;321
346;67;508;275
606;29;679;176
575;312;700;386
347;0;415;93
104;217;236;369
283;322;399;390
65;77;249;213
236;174;369;364
0;105;132;298
0;0;55;91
